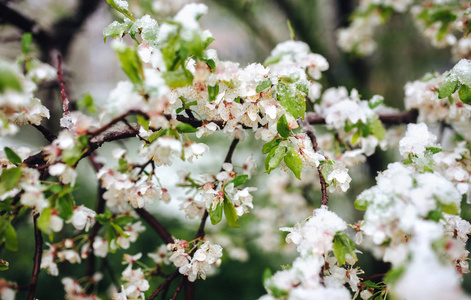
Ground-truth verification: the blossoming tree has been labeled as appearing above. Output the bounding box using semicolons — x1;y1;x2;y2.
1;0;471;299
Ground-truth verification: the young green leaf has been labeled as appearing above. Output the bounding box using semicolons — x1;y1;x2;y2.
438;78;459;99
21;33;35;55
208;84;219;102
57;195;74;221
136;115;150;131
176;123;198;133
277;115;290;138
265;144;286;174
4;147;22;165
0;167;22;194
256;79;272;93
37;207;52;233
370;118;386;140
276;82;306;119
106;0;135;21
227;175;249;187
333;232;357;265
115;46;143;86
284;145;303;180
4;223;18;252
210;202;223;225
223;194;239;228
163;68;194;88
458;84;471;104
78;93;96;114
262;138;282;154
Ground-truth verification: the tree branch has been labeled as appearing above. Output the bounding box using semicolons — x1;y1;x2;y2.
148;270;180;300
134;208;174;244
27;214;43;300
299;119;329;206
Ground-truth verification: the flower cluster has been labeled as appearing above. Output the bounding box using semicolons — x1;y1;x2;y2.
168;239;223;282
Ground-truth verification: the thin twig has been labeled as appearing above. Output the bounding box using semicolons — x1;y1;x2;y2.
135;208;174;244
148;270;180;300
299;119;329;206
57;55;69;115
31;124;57;143
171;275;185;300
27;214;43;300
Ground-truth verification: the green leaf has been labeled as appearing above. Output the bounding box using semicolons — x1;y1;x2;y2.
106;0;135;21
438;78;459;99
458;84;471;104
256;79;272;93
284;145;302;180
426;147;442;154
106;225;118;251
136;115;149;131
4;147;22;165
62;147;83;166
163;68;194;88
223;194;239;228
115;46;143;86
265;144;286;174
442;202;459;215
146;129;168;144
354;198;368;211
78;135;89;147
205;59;216;71
57;194;74;221
362;280;382;289
77;93;96;114
277;115;290;138
21;33;35;55
37;207;52;233
227;175;248;187
384;266;405;285
368;95;384;109
103;20;132;42
111;222;129;239
95;214;111;225
0;64;22;93
117;158;129;173
262;138;282;154
176;123;197;133
262;268;272;287
0;259;8;271
4;223;18;251
333;232;357;265
210;202;223;225
208;84;219;102
276;82;306;119
370;118;386;140
113;216;134;226
352;130;360;144
0;167;22;194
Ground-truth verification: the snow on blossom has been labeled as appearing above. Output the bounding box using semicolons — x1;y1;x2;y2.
399;123;437;157
281;206;347;256
140;137;182;166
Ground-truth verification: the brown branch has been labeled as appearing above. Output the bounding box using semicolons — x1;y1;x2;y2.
148;270;180;300
57;55;69;115
27;214;43;300
134;208;174;244
171;275;185;300
31;124;57;143
184;278;194;300
299;120;329;206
